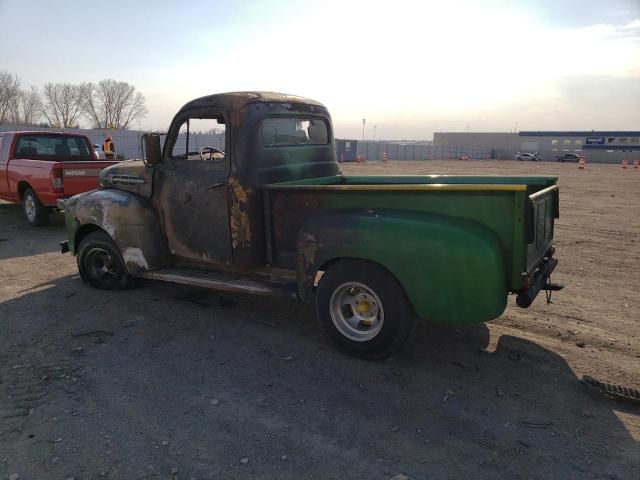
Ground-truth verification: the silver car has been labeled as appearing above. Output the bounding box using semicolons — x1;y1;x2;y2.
517;152;542;161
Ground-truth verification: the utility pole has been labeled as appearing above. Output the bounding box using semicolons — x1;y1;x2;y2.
362;118;366;141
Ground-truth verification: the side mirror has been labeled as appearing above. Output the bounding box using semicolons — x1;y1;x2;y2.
143;133;162;166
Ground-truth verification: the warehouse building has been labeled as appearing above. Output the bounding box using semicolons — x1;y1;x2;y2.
433;131;640;164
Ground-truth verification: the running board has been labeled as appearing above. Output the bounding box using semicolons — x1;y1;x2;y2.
138;268;298;298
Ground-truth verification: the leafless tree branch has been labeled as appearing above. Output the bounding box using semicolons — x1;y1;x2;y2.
80;79;148;129
40;82;83;128
9;87;42;125
0;71;21;124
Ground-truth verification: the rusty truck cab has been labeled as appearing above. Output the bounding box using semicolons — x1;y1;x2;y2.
150;92;339;270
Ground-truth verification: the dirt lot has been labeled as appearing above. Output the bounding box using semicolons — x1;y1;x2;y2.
1;160;638;479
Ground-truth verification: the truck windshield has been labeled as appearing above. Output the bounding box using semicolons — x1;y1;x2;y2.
14;135;93;161
262;117;329;147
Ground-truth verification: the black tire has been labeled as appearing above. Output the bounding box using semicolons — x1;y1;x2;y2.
315;260;414;360
77;230;136;290
22;189;49;226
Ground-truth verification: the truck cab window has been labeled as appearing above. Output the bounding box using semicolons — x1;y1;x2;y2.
14;135;92;160
171;116;226;162
262;117;328;147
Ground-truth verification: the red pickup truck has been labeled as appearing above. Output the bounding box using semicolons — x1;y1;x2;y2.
0;131;120;225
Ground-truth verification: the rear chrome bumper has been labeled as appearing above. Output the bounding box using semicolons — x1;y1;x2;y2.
516;257;558;308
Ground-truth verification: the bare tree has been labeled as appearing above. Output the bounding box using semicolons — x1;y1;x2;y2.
80;79;148;129
20;87;42;125
9;87;42;125
40;82;83;128
0;71;21;124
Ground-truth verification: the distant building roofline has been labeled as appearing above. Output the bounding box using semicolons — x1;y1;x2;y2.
434;131;640;137
519;131;640;137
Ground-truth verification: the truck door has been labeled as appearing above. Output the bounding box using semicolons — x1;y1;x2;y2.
159;114;232;266
0;134;11;198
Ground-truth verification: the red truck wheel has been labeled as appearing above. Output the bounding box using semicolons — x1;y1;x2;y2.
316;260;414;360
22;189;49;226
77;231;136;290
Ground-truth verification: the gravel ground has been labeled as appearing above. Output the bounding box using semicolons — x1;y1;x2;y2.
0;159;638;479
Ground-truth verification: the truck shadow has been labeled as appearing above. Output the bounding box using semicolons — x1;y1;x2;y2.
0;202;66;260
1;279;637;479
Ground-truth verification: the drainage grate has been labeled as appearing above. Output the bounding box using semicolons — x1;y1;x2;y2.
580;375;640;405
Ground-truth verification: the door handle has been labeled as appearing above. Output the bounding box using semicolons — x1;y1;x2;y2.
206;182;224;190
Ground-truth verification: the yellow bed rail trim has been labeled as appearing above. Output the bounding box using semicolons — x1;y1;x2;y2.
268;183;528;192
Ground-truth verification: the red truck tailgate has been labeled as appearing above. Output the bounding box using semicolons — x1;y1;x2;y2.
60;161;120;196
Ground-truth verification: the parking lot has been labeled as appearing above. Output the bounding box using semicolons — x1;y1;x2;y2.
1;159;638;479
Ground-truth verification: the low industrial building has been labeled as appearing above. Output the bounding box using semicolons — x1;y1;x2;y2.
434;131;640;164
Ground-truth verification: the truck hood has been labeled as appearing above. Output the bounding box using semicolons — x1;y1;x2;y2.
99;159;154;198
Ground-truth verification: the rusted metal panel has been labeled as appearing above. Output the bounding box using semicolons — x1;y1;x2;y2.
269;190;321;267
158;159;232;266
65;189;166;273
228;176;252;249
99;159;154;198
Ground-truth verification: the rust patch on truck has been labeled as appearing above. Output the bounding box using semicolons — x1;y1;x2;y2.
300;232;319;268
229;176;253;248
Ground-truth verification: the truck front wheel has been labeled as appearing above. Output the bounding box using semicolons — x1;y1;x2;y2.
77;231;135;290
316;260;414;360
22;189;49;226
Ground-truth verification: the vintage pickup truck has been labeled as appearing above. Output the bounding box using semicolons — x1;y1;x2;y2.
0;131;119;225
61;92;561;359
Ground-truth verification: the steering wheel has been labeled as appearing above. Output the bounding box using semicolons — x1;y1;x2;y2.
200;146;225;161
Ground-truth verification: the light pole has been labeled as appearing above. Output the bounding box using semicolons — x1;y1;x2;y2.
362;118;366;141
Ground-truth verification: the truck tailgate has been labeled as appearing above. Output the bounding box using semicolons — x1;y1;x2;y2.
526;184;559;273
61;161;120;196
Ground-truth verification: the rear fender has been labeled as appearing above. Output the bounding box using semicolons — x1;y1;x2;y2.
65;189;166;274
297;209;507;324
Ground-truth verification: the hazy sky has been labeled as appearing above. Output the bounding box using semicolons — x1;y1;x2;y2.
1;0;638;139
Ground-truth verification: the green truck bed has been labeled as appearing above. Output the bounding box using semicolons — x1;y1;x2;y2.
265;174;558;325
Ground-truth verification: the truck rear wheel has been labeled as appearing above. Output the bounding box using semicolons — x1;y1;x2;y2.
22;189;49;226
316;260;414;360
77;231;135;290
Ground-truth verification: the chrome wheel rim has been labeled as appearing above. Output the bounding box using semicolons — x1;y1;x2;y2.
24;195;36;221
86;248;118;282
329;282;384;342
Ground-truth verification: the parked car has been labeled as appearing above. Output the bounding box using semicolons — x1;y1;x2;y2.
555;152;584;162
0;131;120;225
62;92;561;359
516;152;542;161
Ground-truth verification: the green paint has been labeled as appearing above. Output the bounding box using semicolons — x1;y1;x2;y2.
65;212;80;255
269;174;558;324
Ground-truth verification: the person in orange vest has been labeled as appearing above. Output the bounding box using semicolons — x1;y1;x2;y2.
102;135;115;159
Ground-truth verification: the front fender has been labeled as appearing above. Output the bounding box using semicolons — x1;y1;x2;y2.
65;189;166;274
297;209;507;325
